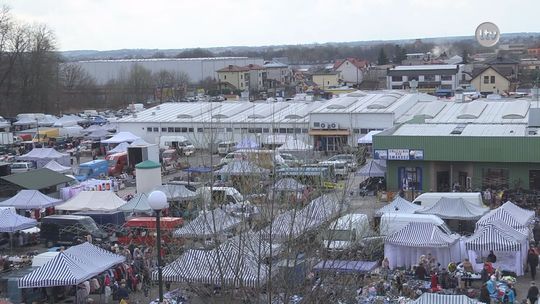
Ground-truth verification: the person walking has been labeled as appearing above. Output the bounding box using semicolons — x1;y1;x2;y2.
528;247;539;280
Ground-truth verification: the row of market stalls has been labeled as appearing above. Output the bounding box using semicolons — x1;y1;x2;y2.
378;195;535;276
156;194;345;289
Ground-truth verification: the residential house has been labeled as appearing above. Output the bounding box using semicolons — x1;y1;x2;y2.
386;64;460;93
217;65;250;91
484;57;519;80
470;66;511;95
245;64;266;91
264;61;291;85
528;47;540;58
333;58;368;87
311;70;340;90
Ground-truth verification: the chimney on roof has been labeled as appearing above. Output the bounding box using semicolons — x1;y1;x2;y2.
228;65;233;69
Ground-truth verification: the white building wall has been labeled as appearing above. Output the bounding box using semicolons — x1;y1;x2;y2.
337;63;364;84
71;57;264;85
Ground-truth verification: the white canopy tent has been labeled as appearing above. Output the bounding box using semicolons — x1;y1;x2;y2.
153;184;198;201
56;191;127;211
43;160;72;174
476;202;534;229
375;196;421;216
465;220;528;275
17;148;70;168
101;131;140;144
107;142;130;154
0;209;37;232
384;222;461;269
417;197;489;220
357;130;382;144
356;159;386;177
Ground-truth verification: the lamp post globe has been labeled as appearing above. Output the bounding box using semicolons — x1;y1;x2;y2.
148;190;168;303
148;190;168;210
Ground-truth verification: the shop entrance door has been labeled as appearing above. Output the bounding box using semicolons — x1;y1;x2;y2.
437;171;450;192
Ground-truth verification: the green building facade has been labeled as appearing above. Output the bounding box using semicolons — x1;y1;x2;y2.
373;132;540;192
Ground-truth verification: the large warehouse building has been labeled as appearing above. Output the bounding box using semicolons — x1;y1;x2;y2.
373;98;540;193
71;57;264;85
115;90;435;150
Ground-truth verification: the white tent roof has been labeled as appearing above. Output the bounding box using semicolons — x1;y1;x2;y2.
278;139;313;151
53;115;79;127
0;189;63;209
129;138;151;146
108;142;130;154
357;130;382;144
356;159;386;177
417;197;489;220
500;201;535;224
43;160;72;173
153;184;198;201
101;131;140;144
86;129;109;139
476;203;533;229
0;208;37;232
375;196;421;216
18;148;68;160
56;191;127;211
216;160;270;176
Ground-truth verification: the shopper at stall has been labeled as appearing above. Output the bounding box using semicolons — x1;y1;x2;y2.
415;263;427;280
528;247;539;280
479;283;491;303
528;281;539;304
486;275;497;297
487;250;497;263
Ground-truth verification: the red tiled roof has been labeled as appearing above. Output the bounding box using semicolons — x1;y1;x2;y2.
334;58;368;70
245;64;265;70
217;65;250;72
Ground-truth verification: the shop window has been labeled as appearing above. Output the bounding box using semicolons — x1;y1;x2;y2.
174;127;181;133
146;127;152;132
161;128;167;132
188;128;194;132
167;127;174;133
153;127;158;132
482;168;509;189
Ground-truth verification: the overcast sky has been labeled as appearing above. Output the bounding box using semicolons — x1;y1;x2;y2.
4;0;540;51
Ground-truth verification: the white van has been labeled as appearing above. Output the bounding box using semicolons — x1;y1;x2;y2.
379;213;453;236
321;213;372;251
412;192;484;209
217;141;237;156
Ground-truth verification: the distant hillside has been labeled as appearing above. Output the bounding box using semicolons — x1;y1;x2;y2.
60;32;540;62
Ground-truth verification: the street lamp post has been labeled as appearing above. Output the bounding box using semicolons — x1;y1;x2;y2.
148;190;169;303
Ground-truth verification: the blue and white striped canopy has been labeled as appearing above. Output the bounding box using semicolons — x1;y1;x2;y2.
385;222;459;248
18;242;125;288
0;209;37;233
173;208;242;238
18;251;95;288
476;203;532;229
65;242;125;270
412;293;479;304
158;232;274;288
465;220;528;252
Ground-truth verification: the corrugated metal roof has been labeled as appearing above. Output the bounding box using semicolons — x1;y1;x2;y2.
392;123;530;137
391;64;458;71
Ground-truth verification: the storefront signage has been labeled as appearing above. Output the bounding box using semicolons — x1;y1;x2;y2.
388;149;410;160
374;149;424;160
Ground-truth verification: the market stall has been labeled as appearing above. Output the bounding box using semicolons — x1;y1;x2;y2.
0;189;63;209
17;148;70;168
384;222;461;269
465;220;528;275
56;191;127;211
173;208;242;239
375;196;421;216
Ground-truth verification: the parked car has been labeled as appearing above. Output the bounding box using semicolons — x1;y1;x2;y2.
217;141;237;156
326;154;358;171
10;162;35;173
280;153;303;167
